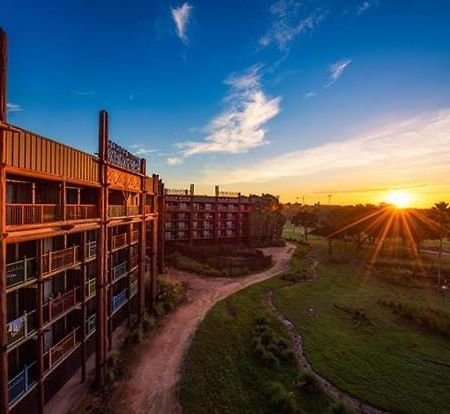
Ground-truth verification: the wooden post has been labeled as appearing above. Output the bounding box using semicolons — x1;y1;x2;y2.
138;160;147;322
214;185;219;244
0;125;9;414
127;223;132;328
80;232;87;383
157;179;165;274
36;239;45;414
0;28;7;123
95;110;108;387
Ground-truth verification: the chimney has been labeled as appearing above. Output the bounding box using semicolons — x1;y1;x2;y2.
189;184;195;196
0;28;7;123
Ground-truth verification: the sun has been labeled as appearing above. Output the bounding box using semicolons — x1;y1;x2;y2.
386;190;412;208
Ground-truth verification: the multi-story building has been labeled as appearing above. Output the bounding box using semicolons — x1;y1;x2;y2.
164;185;283;245
0;30;164;414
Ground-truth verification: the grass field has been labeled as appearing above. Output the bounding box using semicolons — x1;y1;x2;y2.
180;229;450;414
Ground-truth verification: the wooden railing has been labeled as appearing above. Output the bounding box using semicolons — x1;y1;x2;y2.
130;255;139;269
127;205;140;216
85;278;96;299
44;329;78;371
108;205;126;217
6;204;60;225
145;205;152;214
112;233;127;250
7;311;37;346
130;279;138;298
42;246;80;276
66;204;97;220
130;230;139;243
43;288;79;323
6;258;36;288
85;241;97;259
112;262;128;281
8;362;37;406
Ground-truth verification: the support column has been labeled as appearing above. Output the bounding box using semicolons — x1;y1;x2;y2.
157;179;165;274
214;185;219;244
80;232;87;383
0;28;7;124
138;160;147;322
95;110;108;387
36;240;45;414
126;223;132;328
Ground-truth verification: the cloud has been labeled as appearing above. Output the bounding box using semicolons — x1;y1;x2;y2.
260;1;328;50
357;0;379;15
130;145;158;156
72;90;95;96
167;157;184;166
6;103;24;112
326;59;352;86
202;109;450;189
176;65;281;156
304;91;317;99
171;2;193;44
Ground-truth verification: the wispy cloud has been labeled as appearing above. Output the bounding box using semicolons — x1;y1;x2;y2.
326;59;352;87
171;2;193;44
167;157;184;166
176;65;281;156
304;91;317;99
202;109;450;189
7;103;24;112
130;145;159;156
72;90;95;96
260;1;328;50
357;0;379;15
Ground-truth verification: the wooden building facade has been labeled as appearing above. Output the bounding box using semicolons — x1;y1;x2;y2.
0;29;164;414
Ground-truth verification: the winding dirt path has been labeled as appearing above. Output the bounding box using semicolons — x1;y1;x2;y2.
103;244;295;414
268;254;389;414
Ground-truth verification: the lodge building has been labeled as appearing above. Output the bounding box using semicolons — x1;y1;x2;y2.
0;29;164;414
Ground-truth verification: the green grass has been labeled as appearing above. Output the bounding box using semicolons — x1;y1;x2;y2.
180;246;333;413
275;238;450;414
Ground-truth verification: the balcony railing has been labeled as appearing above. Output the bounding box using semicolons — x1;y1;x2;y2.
6;204;60;226
43;288;79;323
130;279;138;298
42;246;80;276
112;262;128;281
130;255;139;269
6;258;36;288
111;289;128;312
112;233;127;250
145;205;152;214
44;329;78;371
86;314;96;336
127;206;140;216
7;311;37;347
8;362;37;406
108;205;126;217
85;241;97;259
85;278;96;299
130;230;139;243
66;204;97;221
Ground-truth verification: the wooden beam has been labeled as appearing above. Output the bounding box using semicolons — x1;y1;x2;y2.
0;28;7;123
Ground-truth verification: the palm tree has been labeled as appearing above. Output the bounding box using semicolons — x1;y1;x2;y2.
432;202;449;288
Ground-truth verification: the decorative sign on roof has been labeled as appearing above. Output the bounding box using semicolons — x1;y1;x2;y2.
107;140;141;173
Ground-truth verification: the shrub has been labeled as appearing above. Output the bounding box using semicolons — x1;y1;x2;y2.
328;400;354;414
267;381;298;413
105;353;122;386
295;372;321;394
129;327;143;344
142;314;157;332
155;278;187;315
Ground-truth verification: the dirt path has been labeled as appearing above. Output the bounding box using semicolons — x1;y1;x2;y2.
102;244;295;414
268;254;389;414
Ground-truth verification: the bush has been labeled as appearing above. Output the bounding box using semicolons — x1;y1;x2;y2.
295;372;321;394
129;327;143;344
142;314;157;332
267;381;298;413
105;353;122;386
155;278;187;315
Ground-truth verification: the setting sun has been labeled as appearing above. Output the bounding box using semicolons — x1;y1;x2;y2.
386;190;412;208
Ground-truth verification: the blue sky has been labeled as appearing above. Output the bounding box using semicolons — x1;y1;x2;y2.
2;0;450;205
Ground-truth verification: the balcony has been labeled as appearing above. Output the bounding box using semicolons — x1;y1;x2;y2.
6;204;60;226
85;241;97;260
130;279;138;298
6;258;36;289
112;262;128;281
86;314;96;336
145;205;152;214
44;329;79;371
112;233;127;250
127;206;140;216
7;311;37;347
43;288;79;323
42;246;80;276
85;278;96;299
108;205;126;218
130;255;139;269
66;204;97;221
8;362;37;407
111;289;128;313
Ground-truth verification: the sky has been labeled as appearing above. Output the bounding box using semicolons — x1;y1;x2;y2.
2;0;450;207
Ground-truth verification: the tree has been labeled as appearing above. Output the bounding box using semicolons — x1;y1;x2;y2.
431;201;449;288
292;210;318;241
